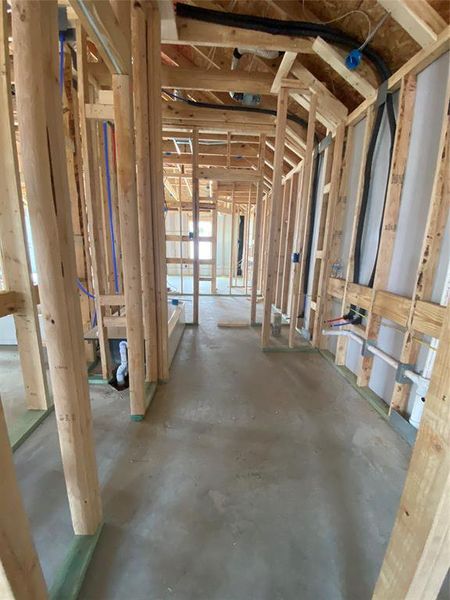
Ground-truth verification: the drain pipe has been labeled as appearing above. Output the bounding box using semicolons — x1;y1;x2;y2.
116;340;128;386
322;329;430;418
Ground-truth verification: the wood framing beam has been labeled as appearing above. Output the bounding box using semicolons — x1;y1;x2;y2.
373;298;450;598
157;0;178;41
290;62;348;124
335;107;375;365
274;179;291;309
162;102;276;127
0;291;19;318
113;72;146;416
327;279;446;340
161;65;274;94
192;127;200;324
69;0;131;74
271;51;298;94
132;1;158;383
378;0;446;48
170;16;314;53
281;173;299;314
85;103;115;120
288;94;317;347
13;0;102;534
148;2;169;380
197;167;261;182
251;135;266;324
312;37;376;99
390;78;449;414
77;25;112;379
312;124;345;347
0;400;47;599
357;74;417;389
0;2;50;411
63;51;96;363
261;87;289;347
163;153;257;169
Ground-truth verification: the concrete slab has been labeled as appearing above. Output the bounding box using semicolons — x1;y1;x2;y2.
10;297;426;599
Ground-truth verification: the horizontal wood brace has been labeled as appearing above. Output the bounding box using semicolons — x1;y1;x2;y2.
327;278;445;338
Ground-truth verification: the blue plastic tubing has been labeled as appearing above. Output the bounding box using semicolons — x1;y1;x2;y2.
102;121;120;294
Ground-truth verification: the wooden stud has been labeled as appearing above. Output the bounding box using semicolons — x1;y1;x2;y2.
373;298;450;598
211;196;218;294
113;73;146;415
251;134;266;324
288;93;317;347
96;122;116;296
319;125;355;347
76;24;112;379
243;187;252;294
281;172;299;315
229;187;236;293
147;3;169;381
275;179;291;309
335;107;375;366
63;51;96;362
192;127;200;324
261;87;289;347
13;0;102;534
132;2;158;383
357;75;417;387
312;124;345;348
389;78;449;414
0;399;47;599
0;2;50;410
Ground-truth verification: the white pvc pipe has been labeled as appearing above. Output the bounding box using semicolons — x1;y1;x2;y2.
366;343;398;370
116;340;128;385
322;328;432;427
321;328;423;382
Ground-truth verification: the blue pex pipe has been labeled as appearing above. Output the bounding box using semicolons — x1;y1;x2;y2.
102;122;120;294
77;279;95;300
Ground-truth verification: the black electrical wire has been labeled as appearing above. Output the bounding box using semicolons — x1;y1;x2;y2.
163;90;309;130
353;103;385;288
175;3;391;80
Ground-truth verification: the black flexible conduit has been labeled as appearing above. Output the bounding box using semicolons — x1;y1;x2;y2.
174;3;398;323
163;90;309;130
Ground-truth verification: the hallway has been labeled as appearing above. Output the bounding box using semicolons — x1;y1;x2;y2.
12;297;412;600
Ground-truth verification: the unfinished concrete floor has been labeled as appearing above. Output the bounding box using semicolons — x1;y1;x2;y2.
12;296;414;599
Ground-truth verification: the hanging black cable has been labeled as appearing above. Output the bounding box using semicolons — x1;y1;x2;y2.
175;3;392;80
163;90;309;130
